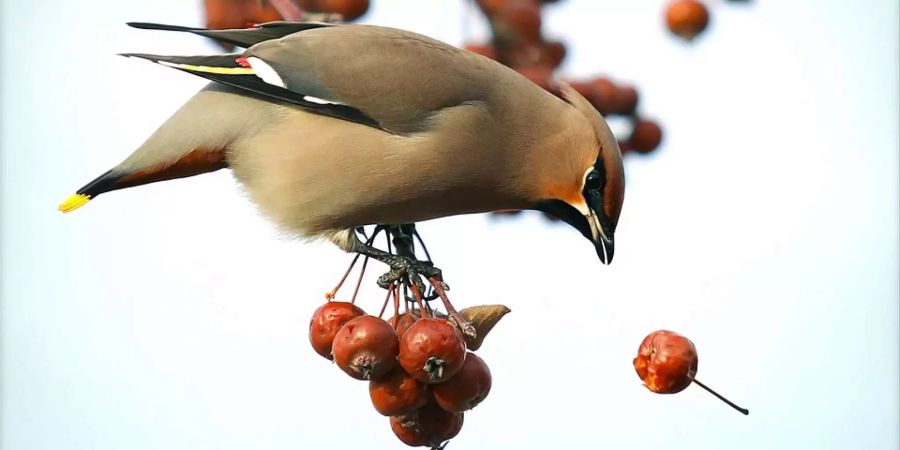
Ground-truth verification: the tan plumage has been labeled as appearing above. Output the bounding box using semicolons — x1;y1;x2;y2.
60;22;624;263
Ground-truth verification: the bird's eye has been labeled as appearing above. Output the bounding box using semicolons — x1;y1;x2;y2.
585;170;602;190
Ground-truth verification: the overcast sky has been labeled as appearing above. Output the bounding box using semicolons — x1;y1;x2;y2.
2;1;898;449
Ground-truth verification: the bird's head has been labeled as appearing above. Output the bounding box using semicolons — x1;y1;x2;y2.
533;83;625;264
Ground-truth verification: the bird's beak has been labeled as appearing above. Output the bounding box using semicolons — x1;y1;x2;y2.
583;187;615;264
533;196;616;264
586;209;614;264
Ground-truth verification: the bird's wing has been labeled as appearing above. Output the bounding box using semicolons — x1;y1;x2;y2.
244;25;496;133
126;23;500;134
127;21;334;49
120;53;382;130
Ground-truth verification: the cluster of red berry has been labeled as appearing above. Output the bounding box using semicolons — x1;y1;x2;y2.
309;301;499;448
467;0;664;158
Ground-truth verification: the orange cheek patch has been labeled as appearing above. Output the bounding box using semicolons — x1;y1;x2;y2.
118;148;228;189
543;180;584;208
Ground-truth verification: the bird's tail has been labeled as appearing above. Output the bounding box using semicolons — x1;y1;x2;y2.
58;62;303;214
58;148;228;213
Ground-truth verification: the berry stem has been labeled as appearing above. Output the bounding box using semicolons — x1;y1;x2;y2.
391;283;401;328
692;379;749;415
350;255;369;304
428;277;476;339
325;252;360;300
325;227;381;300
408;281;431;318
378;280;393;318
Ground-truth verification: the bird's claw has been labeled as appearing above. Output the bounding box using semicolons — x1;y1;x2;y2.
375;257;442;293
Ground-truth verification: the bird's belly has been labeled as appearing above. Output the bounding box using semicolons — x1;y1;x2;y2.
228;109;527;237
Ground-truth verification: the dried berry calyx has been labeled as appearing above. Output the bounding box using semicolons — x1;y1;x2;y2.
448;304;511;350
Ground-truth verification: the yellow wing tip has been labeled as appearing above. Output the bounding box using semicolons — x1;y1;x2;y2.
58;194;90;213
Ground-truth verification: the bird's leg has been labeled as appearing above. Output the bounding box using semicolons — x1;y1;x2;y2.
348;224;441;293
325;226;380;301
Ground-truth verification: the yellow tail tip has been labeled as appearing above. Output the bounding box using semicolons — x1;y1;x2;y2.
58;194;90;213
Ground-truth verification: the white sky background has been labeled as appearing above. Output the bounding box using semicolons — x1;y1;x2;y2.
1;0;898;449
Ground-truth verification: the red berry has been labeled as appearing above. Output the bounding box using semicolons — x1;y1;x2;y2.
308;302;365;360
495;0;542;42
390;403;464;447
627;119;663;153
304;0;369;21
477;0;508;14
517;65;555;92
633;330;698;394
399;319;467;384
389;313;419;338
541;41;567;69
433;352;492;412
615;85;639;116
567;80;594;100
369;367;430;416
463;43;497;60
332;316;399;380
590;77;618;116
665;0;710;41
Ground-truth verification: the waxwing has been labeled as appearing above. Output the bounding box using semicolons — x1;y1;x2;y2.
59;21;625;279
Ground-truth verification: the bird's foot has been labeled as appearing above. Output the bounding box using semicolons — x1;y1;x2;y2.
375;254;442;293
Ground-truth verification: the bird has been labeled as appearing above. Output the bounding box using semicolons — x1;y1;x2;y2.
58;21;625;285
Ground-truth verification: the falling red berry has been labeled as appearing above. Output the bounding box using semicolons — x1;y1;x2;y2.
634;330;749;415
633;330;698;394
